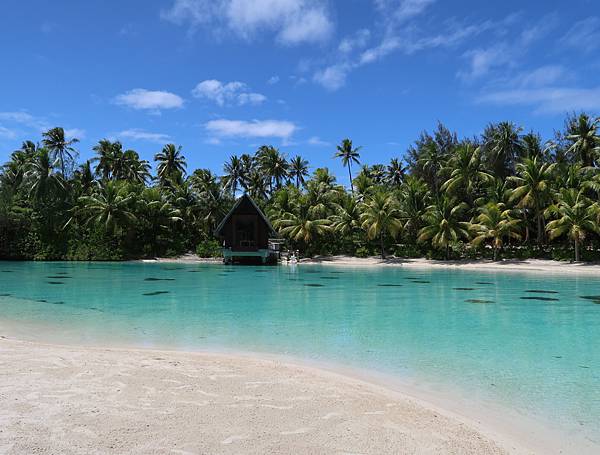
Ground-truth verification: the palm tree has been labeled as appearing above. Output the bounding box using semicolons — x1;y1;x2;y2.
222;155;244;196
359;191;403;259
335;139;361;195
331;196;362;237
417;139;447;192
26;148;65;201
256;146;289;192
546;188;599;262
483;121;523;178
470;202;522;261
274;201;331;249
73;161;96;195
418;197;470;259
155;144;187;186
508;157;556;244
441;143;493;203
42;127;79;177
71;181;136;235
120;150;151;184
566;114;600;167
398;176;429;241
289;155;309;188
386;158;406;187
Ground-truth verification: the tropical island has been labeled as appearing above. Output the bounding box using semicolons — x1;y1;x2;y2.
1;114;599;264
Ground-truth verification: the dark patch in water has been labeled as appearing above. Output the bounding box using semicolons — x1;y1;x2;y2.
143;291;170;296
378;284;403;287
475;282;493;285
0;293;11;297
553;356;562;359
411;280;430;284
454;287;476;291
47;276;71;279
404;276;422;280
580;295;600;304
525;290;558;294
579;365;590;369
320;276;339;280
52;301;64;305
37;299;48;303
188;270;202;273
520;296;560;302
1;270;14;273
330;271;345;274
144;277;175;281
304;283;324;287
47;281;64;285
465;299;494;304
304;270;319;274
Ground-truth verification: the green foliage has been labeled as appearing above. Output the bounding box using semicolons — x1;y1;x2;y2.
2;115;600;262
196;239;222;258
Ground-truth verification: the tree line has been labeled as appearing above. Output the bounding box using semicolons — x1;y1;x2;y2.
1;112;599;262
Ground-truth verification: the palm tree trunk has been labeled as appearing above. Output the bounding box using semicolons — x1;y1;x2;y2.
575;238;580;262
348;165;354;195
380;231;385;259
536;208;543;245
493;246;498;261
446;244;450;260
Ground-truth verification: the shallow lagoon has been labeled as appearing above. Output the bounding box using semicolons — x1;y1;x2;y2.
1;261;599;443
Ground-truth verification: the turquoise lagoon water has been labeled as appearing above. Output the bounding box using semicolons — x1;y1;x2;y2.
0;261;599;443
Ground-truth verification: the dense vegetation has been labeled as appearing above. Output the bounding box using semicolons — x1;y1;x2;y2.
1;113;600;262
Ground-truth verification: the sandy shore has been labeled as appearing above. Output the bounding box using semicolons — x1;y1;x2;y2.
0;337;529;455
145;253;600;276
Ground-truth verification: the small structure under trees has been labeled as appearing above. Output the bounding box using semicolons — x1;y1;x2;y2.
215;194;281;264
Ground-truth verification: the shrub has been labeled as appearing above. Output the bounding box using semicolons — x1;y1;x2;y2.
196;239;222;258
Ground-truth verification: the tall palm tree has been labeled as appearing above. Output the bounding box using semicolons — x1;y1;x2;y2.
441;143;493;202
398;176;429;241
26;148;65;201
92;139;118;180
289;155;309;188
417;139;447;192
222;155;244;196
71;181;136;235
470;202;522;261
42;127;79;177
546;188;599;262
331;196;362;237
155;144;187;186
566;114;600;167
256;146;289;192
274;202;331;248
418;197;470;259
508;157;556;244
483;121;523;178
386;158;406;187
335;138;361;195
359;191;403;259
120;150;151;184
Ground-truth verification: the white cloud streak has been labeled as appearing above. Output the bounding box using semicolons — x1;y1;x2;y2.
205;119;298;140
161;0;333;45
191;80;266;106
114;89;184;111
117;129;172;143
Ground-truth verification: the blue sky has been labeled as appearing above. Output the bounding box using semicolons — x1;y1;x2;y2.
1;0;599;184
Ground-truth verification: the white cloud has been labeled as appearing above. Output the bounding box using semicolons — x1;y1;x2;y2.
511;65;571;88
114;89;184;111
561;17;600;54
477;86;600;115
307;136;330;146
117;129;172;143
374;0;436;23
205;119;298;140
0;111;49;131
313;64;351;91
64;128;85;140
191;79;266;106
0;126;16;139
161;0;333;45
267;75;280;84
339;29;371;54
459;45;512;80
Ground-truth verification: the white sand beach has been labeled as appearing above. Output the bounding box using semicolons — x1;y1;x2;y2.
146;253;600;276
0;336;532;455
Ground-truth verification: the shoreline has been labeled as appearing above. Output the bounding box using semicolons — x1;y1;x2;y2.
1;332;597;454
142;254;600;276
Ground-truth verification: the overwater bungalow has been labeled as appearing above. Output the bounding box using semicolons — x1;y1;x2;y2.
215;194;281;264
